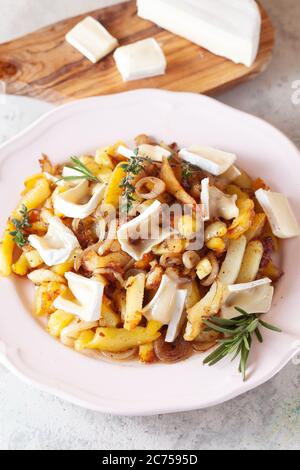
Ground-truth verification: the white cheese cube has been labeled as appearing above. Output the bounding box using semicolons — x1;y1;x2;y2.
255;189;300;239
113;38;167;82
137;0;261;67
66;16;118;63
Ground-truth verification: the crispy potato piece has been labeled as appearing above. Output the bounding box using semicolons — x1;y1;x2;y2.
206;237;226;254
252;177;270;191
226;184;248;201
24;249;44;268
145;265;163;290
74;330;95;351
245;213;266;242
185;280;202;309
95;147;115;169
0;222;15;277
177;215;198;238
139;343;156;363
152;238;187;255
48;310;74;337
160;157;196;206
51;249;81;276
233;170;253;189
205;221;227;241
100;296;121;327
13;178;51;219
260;261;282;282
113;288;127;320
196;257;212;280
218;236;247;285
236;240;264;283
22;174;45;195
82;251;131;272
124;273;146;330
75;320;162;352
184;281;224;341
79;156;102;176
35;282;67;316
12;252;30;276
28;269;65;285
103;163;127;208
227;199;255;240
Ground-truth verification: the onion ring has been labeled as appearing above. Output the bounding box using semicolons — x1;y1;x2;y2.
135;177;166;200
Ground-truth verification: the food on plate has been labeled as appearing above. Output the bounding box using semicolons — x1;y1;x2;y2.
1;134;298;380
66;16;118;63
137;0;262;67
113;38;167;82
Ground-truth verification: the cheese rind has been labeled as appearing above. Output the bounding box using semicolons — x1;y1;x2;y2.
54;181;105;219
255;189;300;239
179;145;236;176
66;16;118;63
28;216;80;267
54;272;105;322
113;38;167;82
117;144;171;162
137;0;261;67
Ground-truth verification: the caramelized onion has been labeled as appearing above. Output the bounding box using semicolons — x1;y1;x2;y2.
154;333;193;363
192;341;217;352
200;253;220;287
192;330;221;352
160;253;182;268
102;348;138;361
94;268;124;286
182;250;200;269
135;177;166;200
165;267;190;285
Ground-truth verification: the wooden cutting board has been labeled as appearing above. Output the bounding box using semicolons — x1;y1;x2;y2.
0;0;274;104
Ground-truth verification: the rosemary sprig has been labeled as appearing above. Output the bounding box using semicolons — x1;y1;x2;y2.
203;307;282;381
119;148;151;213
58;157;100;183
10;205;32;248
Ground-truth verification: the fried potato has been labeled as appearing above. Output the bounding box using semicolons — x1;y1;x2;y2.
35;282;67;316
12;252;30;276
103;163;127;208
260;261;282;282
13;178;51;219
227;199;255;240
124;273;146;330
28;269;65;285
205;221;227;241
22;174;45;195
206;237;226;254
24;249;44;268
139;343;156;363
236;240;264;283
185;280;202;309
0;222;15;277
47;310;74;337
245;213;266;242
100;295;121;328
75;320;162;352
184;280;224;341
160;157;196;206
233;170;253;189
95;147;115;169
218;236;247;285
196;257;212;280
226;184;248;201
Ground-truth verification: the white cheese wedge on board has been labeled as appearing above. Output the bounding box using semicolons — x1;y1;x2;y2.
28;216;80;267
137;0;261;67
218;236;247;285
255;189;300;239
117;200;173;261
66;16;118;63
222;278;274;319
117;144;171;162
54;180;105;219
114;38;167;82
54;272;104;322
179;146;236;176
143;274;187;329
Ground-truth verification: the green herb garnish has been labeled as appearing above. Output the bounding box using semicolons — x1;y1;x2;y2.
10;205;32;248
119;149;151;213
58;156;100;183
203;307;282;381
182;162;193;180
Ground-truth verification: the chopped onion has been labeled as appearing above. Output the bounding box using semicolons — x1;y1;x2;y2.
182;251;200;269
94;268;125;286
160;253;182;268
102;348;138;361
200;253;220;287
135;177;166;200
154;334;193;363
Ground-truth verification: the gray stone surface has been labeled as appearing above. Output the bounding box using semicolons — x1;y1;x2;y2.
0;0;299;451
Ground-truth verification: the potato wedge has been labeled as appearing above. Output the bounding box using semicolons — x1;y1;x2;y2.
100;296;121;328
12;252;30;276
103;163;127;208
245;213;266;242
206;237;226;254
75;320;162;352
28;269;65;285
0;222;15;277
218;236;247;285
48;310;74;337
184;280;224;341
226;184;248;201
13;178;51;219
124;273;146;330
205;221;227;241
236;240;264;283
24;249;44;268
139;343;156;363
227;199;255;239
185;280;202;309
35;282;67;316
196;257;212;280
160;157;196;206
233;170;253;189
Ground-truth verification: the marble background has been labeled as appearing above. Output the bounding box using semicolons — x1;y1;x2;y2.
0;0;299;450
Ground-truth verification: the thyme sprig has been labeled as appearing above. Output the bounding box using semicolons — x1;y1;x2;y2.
119;149;151;213
10;205;32;248
203;307;282;381
58;157;100;183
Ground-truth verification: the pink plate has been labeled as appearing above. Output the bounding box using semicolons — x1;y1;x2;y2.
0;90;300;416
